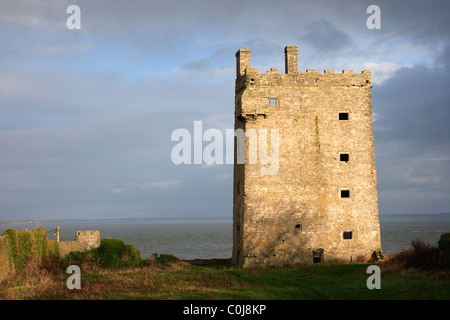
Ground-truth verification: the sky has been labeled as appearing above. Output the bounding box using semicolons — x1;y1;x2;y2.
0;0;449;220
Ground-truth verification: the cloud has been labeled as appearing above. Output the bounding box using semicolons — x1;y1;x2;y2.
0;0;66;29
363;62;404;85
130;180;182;190
0;43;91;58
110;180;182;195
212;173;232;181
373;45;450;213
299;20;353;53
112;188;128;194
1;0;450;220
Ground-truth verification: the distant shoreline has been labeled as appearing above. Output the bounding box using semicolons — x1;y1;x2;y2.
1;212;449;225
0;217;233;224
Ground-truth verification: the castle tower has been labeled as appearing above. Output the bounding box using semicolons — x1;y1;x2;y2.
232;46;382;268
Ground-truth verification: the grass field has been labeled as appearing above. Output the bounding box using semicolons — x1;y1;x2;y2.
1;235;449;300
1;258;449;300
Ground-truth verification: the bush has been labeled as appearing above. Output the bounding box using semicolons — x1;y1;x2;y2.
2;227;52;272
159;254;179;264
47;240;60;258
438;233;450;266
387;239;440;271
98;238;128;267
32;226;48;263
17;230;33;270
67;238;144;268
66;248;100;266
2;228;19;271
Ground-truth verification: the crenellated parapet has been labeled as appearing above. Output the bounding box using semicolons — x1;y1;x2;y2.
236;46;371;92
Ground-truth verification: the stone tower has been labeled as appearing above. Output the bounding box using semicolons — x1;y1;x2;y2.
232;45;382;268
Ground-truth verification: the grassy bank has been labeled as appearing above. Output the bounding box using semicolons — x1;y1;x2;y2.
0;257;449;300
1;231;449;300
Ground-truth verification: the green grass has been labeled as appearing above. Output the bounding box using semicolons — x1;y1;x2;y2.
1;257;449;300
21;261;450;300
1;231;449;300
159;263;450;300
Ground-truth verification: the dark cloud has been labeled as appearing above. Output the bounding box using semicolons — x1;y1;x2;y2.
373;58;450;148
299;20;353;53
373;43;450;214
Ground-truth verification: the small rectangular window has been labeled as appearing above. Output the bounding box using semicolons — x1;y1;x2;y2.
312;249;324;264
340;153;350;162
339;112;349;120
343;231;353;240
269;98;277;106
340;190;350;198
295;224;302;231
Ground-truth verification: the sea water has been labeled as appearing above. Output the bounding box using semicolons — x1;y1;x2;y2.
1;215;449;259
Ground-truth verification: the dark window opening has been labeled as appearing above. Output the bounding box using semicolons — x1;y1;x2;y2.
340;190;350;198
312;249;324;264
340;153;350;162
314;78;319;83
269;98;277;106
343;231;353;240
339;112;349;120
295;224;302;231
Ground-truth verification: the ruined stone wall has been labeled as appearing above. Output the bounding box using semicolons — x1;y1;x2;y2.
75;230;100;250
59;230;100;258
233;46;382;268
58;241;86;258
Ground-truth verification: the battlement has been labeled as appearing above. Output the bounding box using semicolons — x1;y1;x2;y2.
235;46;371;91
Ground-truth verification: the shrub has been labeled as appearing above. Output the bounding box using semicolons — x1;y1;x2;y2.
69;238;144;268
2;228;19;271
66;248;99;264
17;230;33;270
159;254;179;264
438;233;450;266
124;244;143;267
47;240;60;258
2;227;52;272
97;238;128;267
387;239;439;271
32;226;48;263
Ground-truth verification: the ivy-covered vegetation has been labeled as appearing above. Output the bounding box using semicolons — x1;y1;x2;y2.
2;226;49;272
66;237;145;268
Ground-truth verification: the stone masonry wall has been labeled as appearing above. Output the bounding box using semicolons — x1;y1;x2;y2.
75;230;100;250
233;46;382;268
59;230;100;258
